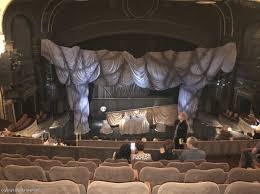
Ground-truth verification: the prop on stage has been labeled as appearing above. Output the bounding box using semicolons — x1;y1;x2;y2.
104;104;177;134
41;39;237;135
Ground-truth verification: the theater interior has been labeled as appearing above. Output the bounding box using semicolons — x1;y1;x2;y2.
0;0;260;193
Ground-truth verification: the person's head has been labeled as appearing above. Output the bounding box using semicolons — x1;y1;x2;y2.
186;136;198;149
135;140;145;152
178;112;188;122
252;142;260;154
163;139;174;152
115;143;131;160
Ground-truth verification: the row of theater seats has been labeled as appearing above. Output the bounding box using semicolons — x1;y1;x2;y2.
1;161;260;193
0;153;260;194
0;153;228;172
0;179;260;194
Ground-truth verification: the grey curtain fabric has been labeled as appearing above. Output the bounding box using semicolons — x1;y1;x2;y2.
41;39;237;134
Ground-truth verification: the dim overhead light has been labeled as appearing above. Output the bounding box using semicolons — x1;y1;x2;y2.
196;0;216;4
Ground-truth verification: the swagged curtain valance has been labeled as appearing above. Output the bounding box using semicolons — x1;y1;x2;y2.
41;39;237;134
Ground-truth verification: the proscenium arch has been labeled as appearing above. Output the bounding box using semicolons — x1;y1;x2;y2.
53;19;218;47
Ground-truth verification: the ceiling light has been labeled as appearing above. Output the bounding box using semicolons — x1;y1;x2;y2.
196;0;216;4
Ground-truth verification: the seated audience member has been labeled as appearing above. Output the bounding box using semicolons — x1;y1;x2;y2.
240;142;260;169
114;143;131;163
215;125;233;140
179;136;206;161
160;139;177;160
131;140;152;161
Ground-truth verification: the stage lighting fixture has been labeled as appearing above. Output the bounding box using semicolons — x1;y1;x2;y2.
100;106;107;112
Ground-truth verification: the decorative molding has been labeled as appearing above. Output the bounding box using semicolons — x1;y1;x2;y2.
122;0;159;18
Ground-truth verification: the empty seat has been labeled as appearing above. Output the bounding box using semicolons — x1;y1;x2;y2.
159;160;180;166
158;182;220;194
79;158;102;166
139;167;181;188
87;181;150;194
227;168;260;183
0;153;23;159
198;162;230;172
166;162;196;173
224;181;260;194
26;155;49;162
100;162;129;167
184;159;206;165
52;156;75;164
133;161;164;173
94;166;135;183
34;159;63;170
49;166;90;189
184;169;227;184
104;158;128;163
3;165;47;181
15;180;81;194
66;161;97;179
1;157;32;167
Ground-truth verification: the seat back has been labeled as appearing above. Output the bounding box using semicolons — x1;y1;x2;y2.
87;181;150;194
131;159;153;166
185;169;227;184
224;181;260;194
139;167;181;187
198;162;230;172
159;160;180;166
158;182;220;194
66;161;97;179
16;180;81;194
0;153;23;159
227;168;260;183
52;156;75;164
26;155;49;162
1;157;32;167
100;162;129;167
94;166;135;183
104;158;128;163
166;162;196;173
78;158;102;166
49;166;90;188
3;165;47;181
133;161;164;173
184;159;206;165
34;159;63;170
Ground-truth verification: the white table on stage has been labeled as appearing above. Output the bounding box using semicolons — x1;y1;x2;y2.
119;115;150;135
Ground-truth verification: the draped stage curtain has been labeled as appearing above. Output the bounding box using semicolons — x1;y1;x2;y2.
41;39;237;134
